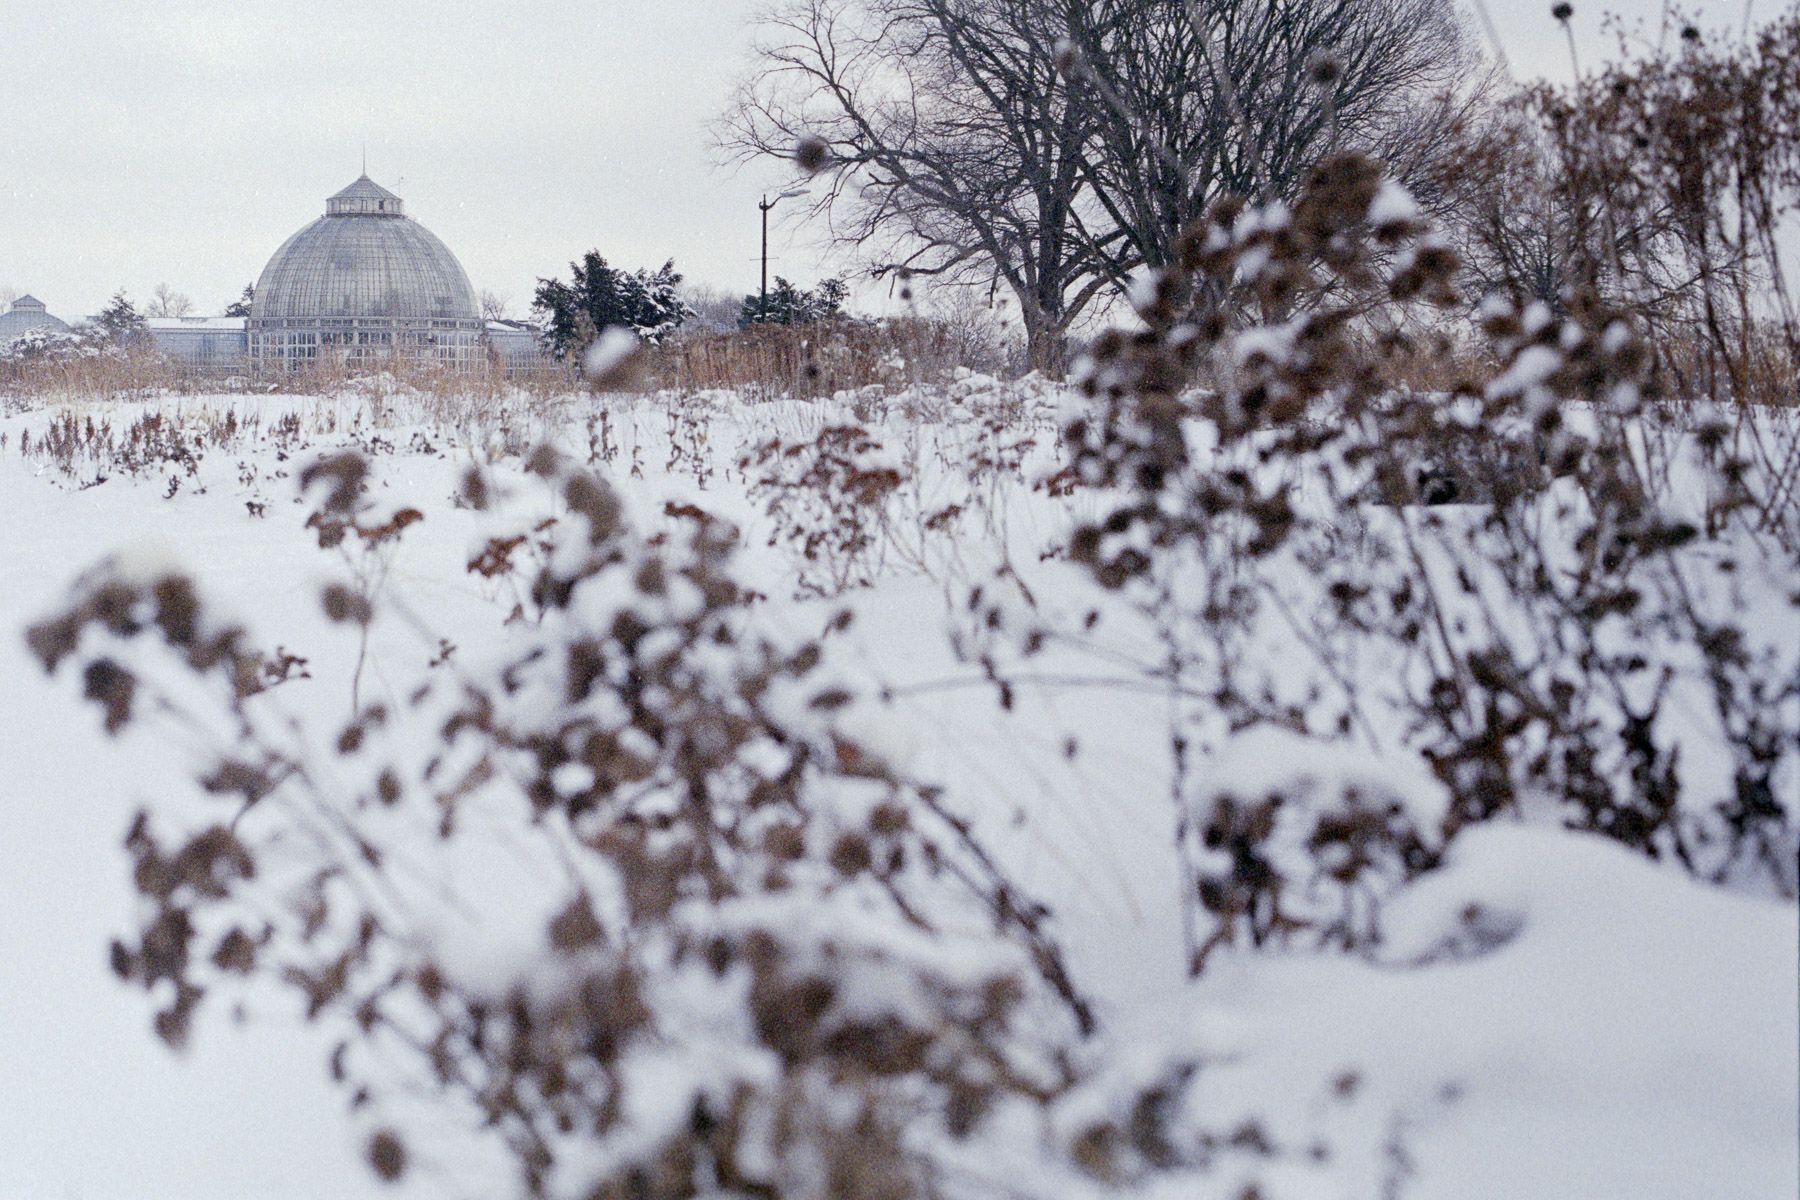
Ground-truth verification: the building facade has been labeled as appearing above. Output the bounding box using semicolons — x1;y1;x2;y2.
247;175;485;372
17;175;559;378
146;316;249;373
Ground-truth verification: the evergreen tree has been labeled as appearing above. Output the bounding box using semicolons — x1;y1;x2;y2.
740;276;848;327
813;276;850;318
85;291;151;352
224;284;255;319
533;253;694;359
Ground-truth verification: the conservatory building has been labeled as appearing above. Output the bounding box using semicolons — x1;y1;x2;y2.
0;295;71;346
247;175;485;371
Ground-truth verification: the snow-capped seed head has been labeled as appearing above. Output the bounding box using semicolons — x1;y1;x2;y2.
582;327;641;390
1368;181;1422;238
1053;38;1083;78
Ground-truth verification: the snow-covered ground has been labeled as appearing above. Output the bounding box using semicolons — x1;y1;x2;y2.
1;382;1794;1199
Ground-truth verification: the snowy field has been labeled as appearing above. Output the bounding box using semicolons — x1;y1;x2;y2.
1;381;1795;1199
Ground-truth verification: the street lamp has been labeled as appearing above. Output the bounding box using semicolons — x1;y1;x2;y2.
759;187;811;321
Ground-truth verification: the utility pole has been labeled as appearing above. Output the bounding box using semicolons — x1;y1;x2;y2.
760;194;775;320
758;188;810;322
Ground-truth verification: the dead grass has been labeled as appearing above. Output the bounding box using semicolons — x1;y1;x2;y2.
639;318;1012;398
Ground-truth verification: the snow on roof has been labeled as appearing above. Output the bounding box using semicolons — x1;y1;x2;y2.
0;299;69;340
146;316;248;332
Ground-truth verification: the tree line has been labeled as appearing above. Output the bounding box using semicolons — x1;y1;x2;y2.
530;253;852;361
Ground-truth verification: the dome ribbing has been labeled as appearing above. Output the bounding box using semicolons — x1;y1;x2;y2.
248;175;481;370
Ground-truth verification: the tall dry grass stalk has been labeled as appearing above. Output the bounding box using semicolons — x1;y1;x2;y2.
641;318;1016;398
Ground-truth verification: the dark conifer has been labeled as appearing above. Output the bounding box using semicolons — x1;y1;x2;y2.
533;253;693;359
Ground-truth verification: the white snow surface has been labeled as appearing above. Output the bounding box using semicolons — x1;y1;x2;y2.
0;384;1793;1199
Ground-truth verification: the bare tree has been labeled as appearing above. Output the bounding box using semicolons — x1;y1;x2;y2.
146;283;193;319
679;282;747;331
724;0;1484;370
478;289;511;322
1430;109;1588;316
1060;0;1481;293
724;0;1111;373
1439;64;1756;346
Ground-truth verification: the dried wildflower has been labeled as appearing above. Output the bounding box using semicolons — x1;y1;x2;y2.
299;452;367;516
548;893;605;953
1052;38;1083;79
366;1130;407;1183
321;583;373;626
793;135;832;174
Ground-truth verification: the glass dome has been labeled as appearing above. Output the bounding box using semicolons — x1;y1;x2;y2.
0;295;71;348
248;175;482;370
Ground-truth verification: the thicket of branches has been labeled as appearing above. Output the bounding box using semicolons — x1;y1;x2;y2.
723;0;1483;371
1524;10;1800;408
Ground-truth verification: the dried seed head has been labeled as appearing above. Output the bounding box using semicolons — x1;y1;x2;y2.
1053;38;1083;79
582;327;642;390
764;823;807;861
868;803;909;836
321;583;373;626
793;135;832;175
459;465;489;511
367;1129;407;1183
1552;3;1573;21
299;452;367;515
548;893;605;953
829;831;873;877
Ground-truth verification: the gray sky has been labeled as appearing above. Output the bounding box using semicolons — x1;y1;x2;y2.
1;0;1708;321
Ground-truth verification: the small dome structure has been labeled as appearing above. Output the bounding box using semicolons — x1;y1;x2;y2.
248;174;482;370
0;294;71;347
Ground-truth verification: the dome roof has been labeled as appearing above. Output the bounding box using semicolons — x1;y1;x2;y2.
250;175;479;324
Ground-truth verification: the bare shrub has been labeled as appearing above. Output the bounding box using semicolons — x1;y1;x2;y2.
31;450;1211;1198
1018;151;1800;976
744;423;907;596
1461;12;1800;416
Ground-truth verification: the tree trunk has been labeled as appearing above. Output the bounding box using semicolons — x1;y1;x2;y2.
1024;318;1068;378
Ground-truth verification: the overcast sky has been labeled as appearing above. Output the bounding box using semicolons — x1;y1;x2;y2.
1;0;1714;321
